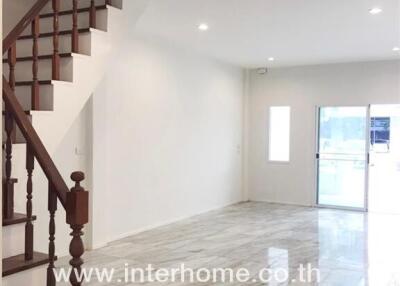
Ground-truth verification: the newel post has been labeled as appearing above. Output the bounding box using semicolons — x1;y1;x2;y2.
67;172;89;286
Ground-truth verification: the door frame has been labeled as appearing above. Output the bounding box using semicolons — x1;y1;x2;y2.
314;105;370;212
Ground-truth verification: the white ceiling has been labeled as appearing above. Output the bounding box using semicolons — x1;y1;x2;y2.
134;0;400;68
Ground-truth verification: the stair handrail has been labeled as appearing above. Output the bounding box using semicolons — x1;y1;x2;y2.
3;0;51;54
3;77;69;206
3;76;89;285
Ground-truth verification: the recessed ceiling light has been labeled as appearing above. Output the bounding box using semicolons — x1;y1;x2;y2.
198;23;209;31
369;7;382;15
393;46;400;52
268;57;275;62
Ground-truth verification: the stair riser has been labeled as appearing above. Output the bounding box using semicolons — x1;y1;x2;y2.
2;144;27;211
3;57;73;83
2;118;32;144
2;224;26;259
19;9;108;37
3;265;47;286
2;181;15;219
1;85;53;112
15;32;91;58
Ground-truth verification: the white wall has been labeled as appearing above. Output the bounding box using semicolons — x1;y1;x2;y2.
90;2;244;247
247;60;400;206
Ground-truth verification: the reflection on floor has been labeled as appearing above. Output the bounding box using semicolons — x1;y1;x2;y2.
58;202;400;285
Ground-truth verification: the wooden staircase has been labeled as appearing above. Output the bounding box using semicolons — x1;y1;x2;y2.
2;0;122;285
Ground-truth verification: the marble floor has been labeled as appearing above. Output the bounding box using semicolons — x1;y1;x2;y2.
58;202;400;285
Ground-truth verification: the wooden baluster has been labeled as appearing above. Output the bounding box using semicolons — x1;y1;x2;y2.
4;44;16;219
67;172;89;286
89;0;96;28
32;16;40;110
8;43;17;91
4;107;14;219
11;121;17;143
7;43;17;144
47;183;57;286
52;0;60;80
25;144;34;260
106;0;111;5
72;0;79;53
1;179;12;219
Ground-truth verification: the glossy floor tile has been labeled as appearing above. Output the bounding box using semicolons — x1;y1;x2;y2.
57;202;400;285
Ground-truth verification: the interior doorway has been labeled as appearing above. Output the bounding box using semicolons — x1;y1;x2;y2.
368;104;400;214
316;106;369;211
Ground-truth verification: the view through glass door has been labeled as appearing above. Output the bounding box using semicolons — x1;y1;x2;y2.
316;106;369;210
369;104;400;214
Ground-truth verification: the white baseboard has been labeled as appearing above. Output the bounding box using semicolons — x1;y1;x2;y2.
248;198;314;208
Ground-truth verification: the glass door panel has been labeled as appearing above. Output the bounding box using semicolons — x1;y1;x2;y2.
317;106;368;210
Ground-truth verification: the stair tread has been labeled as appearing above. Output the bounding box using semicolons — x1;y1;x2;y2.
18;28;90;40
3;213;37;227
40;5;107;18
15;80;52;86
2;178;18;183
3;252;54;277
2;110;31;115
2;53;72;63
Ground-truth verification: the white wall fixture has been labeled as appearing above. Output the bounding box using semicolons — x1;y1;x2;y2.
198;23;209;31
369;7;383;15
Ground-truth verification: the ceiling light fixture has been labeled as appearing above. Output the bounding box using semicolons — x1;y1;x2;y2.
257;67;268;75
369;7;382;15
393;46;400;52
198;23;209;31
268;57;275;62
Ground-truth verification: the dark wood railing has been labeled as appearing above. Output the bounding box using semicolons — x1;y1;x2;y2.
1;0;113;284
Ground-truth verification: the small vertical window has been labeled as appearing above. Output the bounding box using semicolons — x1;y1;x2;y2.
269;106;291;162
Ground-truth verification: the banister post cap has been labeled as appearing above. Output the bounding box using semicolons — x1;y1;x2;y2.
71;171;84;183
67;171;89;225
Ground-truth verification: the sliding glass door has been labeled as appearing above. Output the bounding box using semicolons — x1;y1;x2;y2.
316;106;369;210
